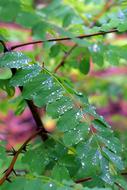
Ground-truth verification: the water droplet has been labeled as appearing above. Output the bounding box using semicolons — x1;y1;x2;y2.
41;78;53;90
76;92;83;96
92;44;100;52
81;162;85;167
98;152;102;160
76;111;82;120
91;106;96;110
48;89;64;103
100;115;104;119
57;104;73;115
49;183;53;187
118;10;125;19
79;137;83;141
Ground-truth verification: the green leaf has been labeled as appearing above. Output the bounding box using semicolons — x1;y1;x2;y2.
118;19;127;32
0;68;12;79
0;80;15;97
0;0;20;22
49;44;61;57
63;13;73;27
89;44;104;66
10;64;41;86
16;11;40;28
12;95;27;115
76;140;100;175
52;164;70;182
22;143;50;174
63;123;89;146
0;143;6;165
57;109;82;132
46;96;73;118
100;156;114;185
105;47;119;65
0;52;31;69
93;120;122;154
79;56;90;75
102;147;124;170
32;21;49;40
33;85;64;107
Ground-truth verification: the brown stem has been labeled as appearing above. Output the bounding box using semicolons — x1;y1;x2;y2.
75;177;124;189
75;177;92;183
114;182;125;190
0;128;44;185
54;44;77;73
90;0;114;27
121;172;127;176
54;2;115;73
26;101;48;141
5;53;48;141
0;40;9;52
0;44;48;185
9;29;117;51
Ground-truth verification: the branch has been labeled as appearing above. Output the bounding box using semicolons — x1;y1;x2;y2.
115;182;125;190
121;172;127;176
54;44;77;73
75;177;92;183
0;41;48;185
0;40;9;52
54;1;115;73
9;29;117;51
0;128;44;185
26;100;48;141
75;177;125;190
2;43;48;142
90;0;114;27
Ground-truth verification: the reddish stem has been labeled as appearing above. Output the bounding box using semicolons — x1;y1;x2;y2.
9;29;117;51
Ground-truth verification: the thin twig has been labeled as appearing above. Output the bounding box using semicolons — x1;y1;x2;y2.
54;44;77;72
115;182;125;190
75;177;125;190
54;1;115;73
0;42;48;186
26;100;48;141
3;44;48;142
0;40;9;52
121;172;127;176
9;29;117;51
90;0;114;27
0;129;44;185
75;177;92;183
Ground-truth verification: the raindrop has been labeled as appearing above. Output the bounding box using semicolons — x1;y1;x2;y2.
92;44;100;52
76;111;82;120
76;92;83;96
81;162;85;167
118;10;125;19
41;78;54;90
49;183;53;187
57;104;73;115
48;89;64;103
79;137;83;141
100;115;104;119
98;152;102;160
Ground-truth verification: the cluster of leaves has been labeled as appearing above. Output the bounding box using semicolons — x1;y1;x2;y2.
0;0;127;189
0;50;125;189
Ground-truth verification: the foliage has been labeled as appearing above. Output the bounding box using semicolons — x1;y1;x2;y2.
0;0;127;189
